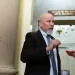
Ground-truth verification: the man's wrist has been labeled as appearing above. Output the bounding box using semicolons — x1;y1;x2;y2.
46;47;49;51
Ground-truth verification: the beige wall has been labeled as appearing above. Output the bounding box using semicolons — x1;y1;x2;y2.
0;0;34;75
0;0;20;74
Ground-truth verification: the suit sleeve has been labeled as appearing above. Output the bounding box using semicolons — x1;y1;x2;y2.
20;33;49;63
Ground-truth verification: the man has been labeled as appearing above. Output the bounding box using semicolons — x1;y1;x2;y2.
21;13;61;75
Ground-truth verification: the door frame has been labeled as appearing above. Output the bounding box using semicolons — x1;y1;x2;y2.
55;20;75;25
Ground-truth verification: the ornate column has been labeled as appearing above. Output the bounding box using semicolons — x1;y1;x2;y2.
15;0;34;75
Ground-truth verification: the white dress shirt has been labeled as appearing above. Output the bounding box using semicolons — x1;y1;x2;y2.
40;29;58;75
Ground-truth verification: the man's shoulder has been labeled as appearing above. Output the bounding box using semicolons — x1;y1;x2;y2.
26;30;40;37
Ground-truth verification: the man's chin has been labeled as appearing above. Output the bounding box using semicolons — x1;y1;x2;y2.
47;30;53;35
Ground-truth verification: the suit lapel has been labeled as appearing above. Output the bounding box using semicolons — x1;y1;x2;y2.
37;30;47;47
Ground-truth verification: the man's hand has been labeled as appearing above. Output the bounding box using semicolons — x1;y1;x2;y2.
46;39;61;51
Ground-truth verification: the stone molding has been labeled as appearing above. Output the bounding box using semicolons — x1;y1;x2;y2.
0;66;18;74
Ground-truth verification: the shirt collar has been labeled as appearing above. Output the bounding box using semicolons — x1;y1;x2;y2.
39;28;47;37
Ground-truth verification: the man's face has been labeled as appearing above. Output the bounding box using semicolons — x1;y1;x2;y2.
40;14;54;34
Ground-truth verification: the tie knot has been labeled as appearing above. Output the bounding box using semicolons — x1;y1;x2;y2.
47;35;50;38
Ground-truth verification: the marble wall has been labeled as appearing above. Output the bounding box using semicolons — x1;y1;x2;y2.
0;0;20;75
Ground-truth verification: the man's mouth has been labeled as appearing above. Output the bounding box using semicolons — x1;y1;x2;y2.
49;28;53;30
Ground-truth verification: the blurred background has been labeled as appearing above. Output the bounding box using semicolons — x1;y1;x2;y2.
0;0;75;75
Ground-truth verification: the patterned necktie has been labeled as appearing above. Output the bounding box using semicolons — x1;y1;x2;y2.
47;35;57;75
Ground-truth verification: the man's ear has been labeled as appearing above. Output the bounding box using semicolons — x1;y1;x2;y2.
40;24;42;27
38;20;42;27
38;20;39;23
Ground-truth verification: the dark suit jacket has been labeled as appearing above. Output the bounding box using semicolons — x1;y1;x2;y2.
21;30;61;75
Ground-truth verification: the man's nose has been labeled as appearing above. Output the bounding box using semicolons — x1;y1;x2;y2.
50;22;54;26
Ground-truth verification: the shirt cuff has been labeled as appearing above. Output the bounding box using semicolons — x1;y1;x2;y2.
46;51;50;55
